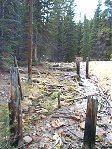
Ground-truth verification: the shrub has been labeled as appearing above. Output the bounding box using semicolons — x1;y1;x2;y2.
0;105;16;149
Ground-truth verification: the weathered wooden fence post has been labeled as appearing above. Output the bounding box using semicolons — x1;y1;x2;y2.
86;57;89;79
58;92;61;109
8;67;23;148
76;61;80;81
14;56;23;100
82;96;98;149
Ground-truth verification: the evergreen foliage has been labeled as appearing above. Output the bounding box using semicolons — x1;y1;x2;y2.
0;0;112;66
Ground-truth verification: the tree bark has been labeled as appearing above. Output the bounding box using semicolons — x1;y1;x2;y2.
28;0;33;84
34;33;38;62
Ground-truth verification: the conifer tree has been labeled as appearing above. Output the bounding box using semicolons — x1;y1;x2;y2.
81;16;90;59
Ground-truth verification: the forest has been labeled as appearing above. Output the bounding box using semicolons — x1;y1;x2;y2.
0;0;112;149
0;0;112;69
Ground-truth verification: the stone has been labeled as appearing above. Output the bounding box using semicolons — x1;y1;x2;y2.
36;108;48;114
29;95;37;100
22;105;29;112
23;136;32;144
51;119;64;128
79;121;85;130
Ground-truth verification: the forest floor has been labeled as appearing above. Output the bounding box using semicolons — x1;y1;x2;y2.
0;61;112;149
0;70;10;105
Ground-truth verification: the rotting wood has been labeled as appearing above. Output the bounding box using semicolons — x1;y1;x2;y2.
86;57;89;79
14;56;23;100
52;115;80;121
82;96;98;149
8;67;23;148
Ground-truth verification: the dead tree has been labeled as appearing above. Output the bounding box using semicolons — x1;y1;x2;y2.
8;67;23;148
28;0;33;84
82;96;98;149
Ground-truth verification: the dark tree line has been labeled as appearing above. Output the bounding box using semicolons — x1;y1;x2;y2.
0;0;112;68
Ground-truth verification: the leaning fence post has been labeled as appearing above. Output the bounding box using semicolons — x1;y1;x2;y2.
58;92;61;109
76;61;80;81
86;57;89;79
8;67;23;148
82;96;98;149
14;56;23;100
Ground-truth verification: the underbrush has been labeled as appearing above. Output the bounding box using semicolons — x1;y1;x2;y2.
0;105;16;149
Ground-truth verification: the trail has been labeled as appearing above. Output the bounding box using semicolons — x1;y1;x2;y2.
0;62;112;148
20;62;112;148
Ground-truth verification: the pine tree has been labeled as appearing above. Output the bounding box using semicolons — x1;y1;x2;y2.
89;0;102;58
75;20;82;56
81;15;91;59
63;0;76;62
0;0;21;68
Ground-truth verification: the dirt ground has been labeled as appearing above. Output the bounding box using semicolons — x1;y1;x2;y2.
0;61;111;102
0;61;112;148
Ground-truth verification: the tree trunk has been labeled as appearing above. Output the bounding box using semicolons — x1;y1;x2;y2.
34;34;38;62
28;0;33;84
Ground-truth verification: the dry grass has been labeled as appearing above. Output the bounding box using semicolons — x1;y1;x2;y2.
89;61;112;97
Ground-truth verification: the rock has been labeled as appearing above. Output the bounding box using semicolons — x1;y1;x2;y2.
22;105;29;112
51;119;64;128
29;95;37;100
27;100;32;106
96;126;106;137
41;108;48;113
36;108;48;114
37;95;44;100
0;91;4;95
79;82;84;86
61;101;71;106
23;136;32;144
65;98;74;103
31;143;38;149
74;115;81;121
32;78;40;83
79;121;85;130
